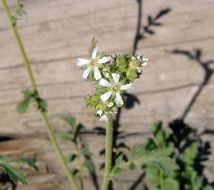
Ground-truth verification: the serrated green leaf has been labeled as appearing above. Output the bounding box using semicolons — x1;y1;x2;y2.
0;156;28;184
110;144;178;180
17;89;34;114
181;143;198;165
17;96;32;113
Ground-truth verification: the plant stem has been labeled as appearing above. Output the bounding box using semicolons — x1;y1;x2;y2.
101;115;113;190
1;1;80;190
74;141;84;190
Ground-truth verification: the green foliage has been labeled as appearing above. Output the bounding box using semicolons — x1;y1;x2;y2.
60;115;84;142
17;89;47;114
0;155;37;185
110;144;178;180
12;0;28;25
57;115;95;174
143;121;214;190
78;41;148;118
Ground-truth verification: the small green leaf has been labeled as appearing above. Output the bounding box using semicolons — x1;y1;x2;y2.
17;97;32;113
110;167;121;178
83;159;95;172
17;89;34;114
61;115;77;129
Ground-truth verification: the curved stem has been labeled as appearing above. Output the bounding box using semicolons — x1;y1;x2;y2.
1;1;80;190
101;115;113;190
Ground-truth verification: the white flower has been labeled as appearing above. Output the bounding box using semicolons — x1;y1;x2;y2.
77;47;112;80
99;73;132;106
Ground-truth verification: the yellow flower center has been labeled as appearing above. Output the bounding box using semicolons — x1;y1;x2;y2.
112;84;120;92
90;59;98;66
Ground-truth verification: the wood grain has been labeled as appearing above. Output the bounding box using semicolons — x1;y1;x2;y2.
0;0;214;189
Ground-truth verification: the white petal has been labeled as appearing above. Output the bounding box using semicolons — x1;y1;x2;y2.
77;58;90;66
96;110;103;116
98;57;112;64
100;115;108;122
142;62;148;66
82;67;91;79
99;78;112;87
115;92;123;105
107;102;114;107
100;91;112;102
120;83;132;90
142;58;148;62
92;47;98;59
112;73;120;84
94;67;102;80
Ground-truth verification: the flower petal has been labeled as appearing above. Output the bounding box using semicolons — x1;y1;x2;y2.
115;92;123;105
77;58;90;66
92;47;98;59
98;57;112;64
120;83;132;90
100;91;112;102
82;67;91;79
100;115;108;122
94;67;102;80
142;58;148;66
99;78;112;87
112;73;120;84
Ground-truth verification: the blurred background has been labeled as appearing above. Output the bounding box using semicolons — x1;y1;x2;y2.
0;0;214;189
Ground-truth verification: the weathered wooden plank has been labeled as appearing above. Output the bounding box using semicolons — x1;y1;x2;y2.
0;0;214;189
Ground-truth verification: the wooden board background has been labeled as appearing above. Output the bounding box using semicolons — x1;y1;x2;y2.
0;0;214;189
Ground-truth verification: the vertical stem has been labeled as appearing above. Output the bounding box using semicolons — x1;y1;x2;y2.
1;1;80;190
101;114;113;190
74;142;84;190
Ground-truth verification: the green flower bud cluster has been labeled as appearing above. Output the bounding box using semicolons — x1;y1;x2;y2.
77;44;148;121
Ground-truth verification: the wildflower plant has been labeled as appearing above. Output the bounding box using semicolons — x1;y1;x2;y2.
78;40;148;122
1;0;178;190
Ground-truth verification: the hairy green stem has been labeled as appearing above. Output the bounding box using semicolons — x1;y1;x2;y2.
74;141;84;190
1;1;80;190
101;115;113;190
